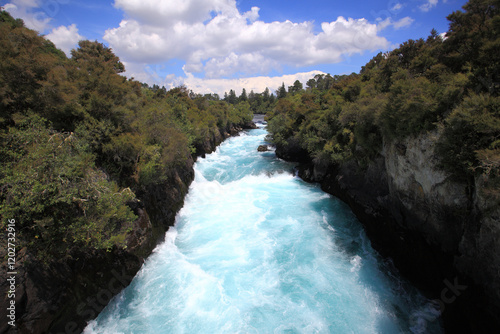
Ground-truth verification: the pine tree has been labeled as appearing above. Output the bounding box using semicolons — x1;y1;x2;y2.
263;87;270;102
239;88;248;102
277;82;287;99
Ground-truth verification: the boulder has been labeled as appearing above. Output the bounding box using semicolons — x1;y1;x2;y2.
257;145;268;152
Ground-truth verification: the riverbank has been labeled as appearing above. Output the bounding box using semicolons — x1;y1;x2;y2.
84;124;442;334
274;132;500;334
0;120;255;334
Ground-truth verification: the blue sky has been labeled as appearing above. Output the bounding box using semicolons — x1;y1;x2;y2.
2;0;468;95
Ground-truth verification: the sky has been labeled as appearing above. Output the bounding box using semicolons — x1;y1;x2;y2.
1;0;469;96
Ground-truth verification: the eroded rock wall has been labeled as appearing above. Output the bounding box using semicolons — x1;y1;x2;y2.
0;122;253;334
292;130;500;333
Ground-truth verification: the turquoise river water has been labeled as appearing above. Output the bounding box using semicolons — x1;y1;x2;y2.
84;124;442;333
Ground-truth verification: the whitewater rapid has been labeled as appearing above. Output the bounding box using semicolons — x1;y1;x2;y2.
84;124;442;333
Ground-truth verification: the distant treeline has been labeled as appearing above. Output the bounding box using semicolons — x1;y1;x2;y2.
220;75;351;114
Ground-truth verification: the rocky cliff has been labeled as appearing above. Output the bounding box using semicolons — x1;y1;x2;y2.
0;122;254;334
292;130;500;333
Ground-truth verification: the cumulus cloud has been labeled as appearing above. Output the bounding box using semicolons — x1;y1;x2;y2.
113;0;239;26
419;0;439;12
122;60;325;96
105;0;389;80
46;24;84;56
202;52;279;78
244;6;260;23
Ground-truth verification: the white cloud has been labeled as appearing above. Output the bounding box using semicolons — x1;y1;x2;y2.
3;0;52;32
113;0;239;26
377;16;414;31
244;6;260;23
377;18;393;31
105;0;389;80
419;0;439;12
46;24;84;56
179;70;327;96
391;3;403;12
122;60;325;96
393;16;414;29
202;52;279;78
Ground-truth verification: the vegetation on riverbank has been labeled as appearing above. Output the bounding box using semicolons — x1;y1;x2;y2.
2;0;498;261
0;10;253;259
265;0;500;187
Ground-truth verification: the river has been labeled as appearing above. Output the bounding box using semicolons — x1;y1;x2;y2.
84;122;442;333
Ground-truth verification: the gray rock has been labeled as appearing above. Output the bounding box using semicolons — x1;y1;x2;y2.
257;145;269;152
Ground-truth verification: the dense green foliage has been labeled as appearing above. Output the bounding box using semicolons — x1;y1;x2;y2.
266;0;500;183
223;87;276;114
2;0;498;259
1;115;137;255
0;11;252;259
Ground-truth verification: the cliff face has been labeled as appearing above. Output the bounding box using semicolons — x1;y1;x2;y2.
0;123;252;334
0;160;194;334
292;130;500;333
457;174;500;317
384;132;474;250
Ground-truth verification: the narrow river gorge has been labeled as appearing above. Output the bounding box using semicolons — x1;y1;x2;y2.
84;123;442;333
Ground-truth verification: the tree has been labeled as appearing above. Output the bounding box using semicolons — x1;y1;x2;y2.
70;40;137;128
0;115;137;255
239;88;248;102
306;78;316;90
71;40;125;74
225;89;237;104
427;28;440;44
0;10;25;28
262;87;270;101
277;82;287;99
0;10;78;129
444;0;500;94
248;90;256;102
288;80;303;94
269;93;276;104
437;93;500;182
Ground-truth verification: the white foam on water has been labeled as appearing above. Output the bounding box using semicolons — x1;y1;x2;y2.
84;127;443;334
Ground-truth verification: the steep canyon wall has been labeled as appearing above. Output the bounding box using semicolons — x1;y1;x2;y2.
0;122;254;334
292;130;500;333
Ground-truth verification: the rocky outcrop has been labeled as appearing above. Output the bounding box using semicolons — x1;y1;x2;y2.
275;137;310;163
257;145;269;152
289;130;500;333
0;245;144;334
0;121;254;334
0;161;193;334
383;132;471;252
